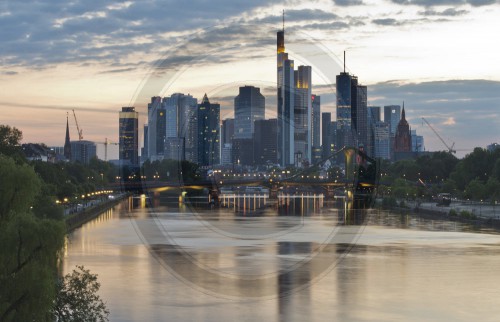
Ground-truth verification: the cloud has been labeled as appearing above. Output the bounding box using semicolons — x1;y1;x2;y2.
372;18;403;26
368;79;500;147
333;0;365;6
390;0;498;7
419;8;469;15
443;117;456;125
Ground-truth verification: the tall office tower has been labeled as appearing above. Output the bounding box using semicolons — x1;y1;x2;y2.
394;106;411;153
352;83;367;149
368;106;381;123
198;94;220;166
119;107;139;165
64;114;71;160
147;96;164;160
222;118;234;145
374;122;390;160
232;138;254;166
383;105;401;136
221;143;233;165
366;106;380;157
277;26;295;166
411;129;424;152
336;68;354;149
163;93;198;162
141;124;148;162
311;95;321;149
234;86;265;139
70;140;97;164
254;119;278;165
294;65;312;164
321;112;332;160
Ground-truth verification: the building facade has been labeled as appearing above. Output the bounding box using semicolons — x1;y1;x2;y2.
197;94;220;166
119;107;139;165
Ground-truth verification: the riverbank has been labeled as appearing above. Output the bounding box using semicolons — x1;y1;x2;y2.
65;193;129;232
380;200;500;230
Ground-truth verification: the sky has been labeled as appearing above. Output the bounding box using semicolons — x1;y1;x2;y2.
1;0;499;159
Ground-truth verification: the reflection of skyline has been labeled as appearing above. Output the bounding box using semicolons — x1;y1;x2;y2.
64;196;500;320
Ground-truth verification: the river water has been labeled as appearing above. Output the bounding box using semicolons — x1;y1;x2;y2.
63;195;500;321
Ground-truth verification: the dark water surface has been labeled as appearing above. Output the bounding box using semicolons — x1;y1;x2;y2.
63;196;500;321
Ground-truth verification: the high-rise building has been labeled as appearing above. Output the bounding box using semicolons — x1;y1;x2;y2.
352;83;368;149
411;130;424;152
254;119;278;165
294;65;312;164
163;93;198;163
311;94;321;149
64;114;71;160
70;140;97;164
198;94;220;166
277;27;295;166
146;96;164;160
119;107;139;165
374;122;390;160
222;118;234;145
366;106;380;157
394;106;412;153
141;124;148;162
321;112;332;160
232;138;254;166
384;105;401;137
221;143;232;165
336;71;353;149
234;86;265;139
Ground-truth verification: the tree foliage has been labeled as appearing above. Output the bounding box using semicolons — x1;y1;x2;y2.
52;266;109;322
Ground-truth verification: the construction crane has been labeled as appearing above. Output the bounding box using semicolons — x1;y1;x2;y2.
95;138;119;161
72;109;83;141
421;117;456;154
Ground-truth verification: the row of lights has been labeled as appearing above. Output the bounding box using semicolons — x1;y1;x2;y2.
55;190;113;204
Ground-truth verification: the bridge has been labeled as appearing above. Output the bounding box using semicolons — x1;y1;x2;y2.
111;147;379;208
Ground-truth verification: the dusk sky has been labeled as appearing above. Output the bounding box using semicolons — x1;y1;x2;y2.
1;0;499;159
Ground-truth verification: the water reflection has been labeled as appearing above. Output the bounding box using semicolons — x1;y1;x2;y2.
63;197;500;321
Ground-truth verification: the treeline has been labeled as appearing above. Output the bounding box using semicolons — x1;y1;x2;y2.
0;125;109;321
380;148;500;202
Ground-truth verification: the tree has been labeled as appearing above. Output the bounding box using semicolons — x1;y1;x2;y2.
52;266;109;322
0;156;65;321
0;124;23;160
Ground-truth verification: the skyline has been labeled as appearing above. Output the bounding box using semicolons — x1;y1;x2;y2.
1;0;499;158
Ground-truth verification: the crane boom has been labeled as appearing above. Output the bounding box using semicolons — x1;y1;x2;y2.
72;109;83;141
421;117;456;154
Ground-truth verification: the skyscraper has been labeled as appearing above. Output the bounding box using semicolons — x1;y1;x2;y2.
367;106;381;157
321;112;332;160
70;140;97;164
119;107;139;165
234;86;265;139
254;119;278;165
352;83;368;149
222;118;234;145
374;122;390;160
146;96;163;160
384;105;401;137
336;70;353;149
311;95;321;149
198;94;220;166
294;65;312;163
64;113;71;160
163;93;198;162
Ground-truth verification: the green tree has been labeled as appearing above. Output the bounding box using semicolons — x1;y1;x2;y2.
52;266;109;322
0;156;65;322
0;124;24;161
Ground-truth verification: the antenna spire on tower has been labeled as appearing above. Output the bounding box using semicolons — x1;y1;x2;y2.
282;9;285;32
344;50;346;73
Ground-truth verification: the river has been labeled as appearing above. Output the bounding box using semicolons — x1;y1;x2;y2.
63;194;500;321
